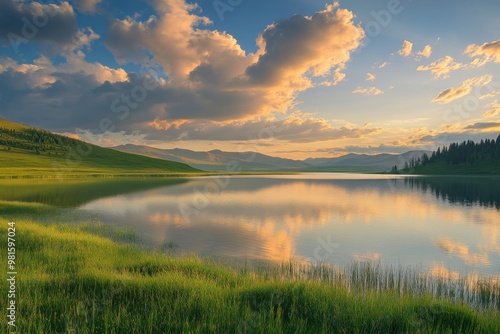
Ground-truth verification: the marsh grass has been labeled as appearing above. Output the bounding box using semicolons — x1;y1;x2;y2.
1;204;499;333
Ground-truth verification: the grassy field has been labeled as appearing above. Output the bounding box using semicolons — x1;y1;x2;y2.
1;202;499;333
0;118;201;177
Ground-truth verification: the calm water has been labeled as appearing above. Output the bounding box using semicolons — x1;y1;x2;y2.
2;174;499;275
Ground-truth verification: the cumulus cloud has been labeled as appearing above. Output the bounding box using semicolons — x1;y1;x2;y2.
432;75;492;104
483;101;500;118
352;86;383;96
245;6;364;87
398;40;413;57
0;0;77;48
465;39;500;64
366;72;375;81
0;1;370;144
105;1;364;123
417;56;467;79
73;0;102;13
378;62;388;68
417;44;432;58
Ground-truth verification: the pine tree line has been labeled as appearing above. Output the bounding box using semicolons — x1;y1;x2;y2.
0;127;81;154
404;134;500;169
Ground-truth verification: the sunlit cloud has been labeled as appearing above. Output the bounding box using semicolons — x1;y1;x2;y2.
398;40;413;57
479;90;500;100
144;112;380;143
432;75;493;104
321;68;346;86
417;56;467;79
352;86;383;96
417;45;432;58
483;101;500;118
105;2;364;123
378;62;388;68
366;72;375;81
465;39;500;65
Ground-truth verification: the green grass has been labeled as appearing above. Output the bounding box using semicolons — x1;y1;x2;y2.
0;118;201;177
1;203;499;333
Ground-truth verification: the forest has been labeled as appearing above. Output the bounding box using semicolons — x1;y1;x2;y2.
399;135;500;173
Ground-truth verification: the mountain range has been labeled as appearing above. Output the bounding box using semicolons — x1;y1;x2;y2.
114;144;431;172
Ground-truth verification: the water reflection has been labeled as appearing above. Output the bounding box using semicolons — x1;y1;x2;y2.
0;178;187;207
405;176;500;209
75;174;500;275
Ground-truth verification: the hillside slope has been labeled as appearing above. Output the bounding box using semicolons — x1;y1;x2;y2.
114;144;309;171
0;118;200;177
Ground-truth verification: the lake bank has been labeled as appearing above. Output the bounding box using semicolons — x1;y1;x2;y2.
1;207;499;333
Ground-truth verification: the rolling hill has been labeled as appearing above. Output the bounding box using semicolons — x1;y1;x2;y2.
114;144;431;172
114;144;310;171
304;151;432;171
0;118;200;177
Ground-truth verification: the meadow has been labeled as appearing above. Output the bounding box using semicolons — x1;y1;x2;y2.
1;201;499;333
0;118;200;177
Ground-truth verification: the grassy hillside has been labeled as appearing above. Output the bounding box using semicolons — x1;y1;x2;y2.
1;202;499;333
0;119;201;177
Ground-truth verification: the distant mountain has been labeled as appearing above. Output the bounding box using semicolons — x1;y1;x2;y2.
114;144;432;172
113;144;309;171
305;151;432;170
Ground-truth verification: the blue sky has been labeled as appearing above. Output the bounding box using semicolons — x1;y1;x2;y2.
0;0;499;158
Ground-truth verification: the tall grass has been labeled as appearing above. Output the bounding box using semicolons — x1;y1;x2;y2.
1;216;499;333
242;260;500;311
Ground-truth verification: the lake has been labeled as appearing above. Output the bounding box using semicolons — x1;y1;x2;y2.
2;174;499;275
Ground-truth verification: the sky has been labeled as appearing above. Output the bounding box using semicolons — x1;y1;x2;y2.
0;0;500;159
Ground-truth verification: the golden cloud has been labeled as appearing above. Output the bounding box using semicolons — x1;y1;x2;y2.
352;86;383;96
483;101;500;118
398;40;413;57
432;75;493;104
417;45;432;58
417;56;467;79
106;1;364;122
465;39;500;64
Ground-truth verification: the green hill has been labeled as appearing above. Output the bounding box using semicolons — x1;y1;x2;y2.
0;118;201;177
